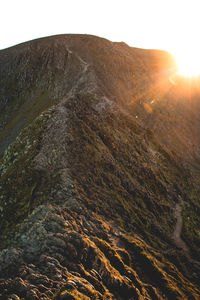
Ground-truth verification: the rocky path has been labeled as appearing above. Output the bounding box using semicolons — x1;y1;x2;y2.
173;203;190;259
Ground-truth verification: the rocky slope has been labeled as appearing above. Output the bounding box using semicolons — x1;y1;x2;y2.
0;34;200;299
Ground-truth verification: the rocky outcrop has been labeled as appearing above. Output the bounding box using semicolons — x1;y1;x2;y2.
0;34;200;299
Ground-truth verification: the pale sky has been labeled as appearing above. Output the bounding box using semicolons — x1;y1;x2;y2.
1;0;200;65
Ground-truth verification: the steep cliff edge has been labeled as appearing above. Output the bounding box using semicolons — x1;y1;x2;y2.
0;35;200;299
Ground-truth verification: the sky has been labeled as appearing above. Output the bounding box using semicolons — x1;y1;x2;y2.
1;0;200;60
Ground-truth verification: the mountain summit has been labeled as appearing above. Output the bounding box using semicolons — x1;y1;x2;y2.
0;34;200;299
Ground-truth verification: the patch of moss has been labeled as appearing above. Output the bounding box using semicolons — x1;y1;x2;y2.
111;191;132;213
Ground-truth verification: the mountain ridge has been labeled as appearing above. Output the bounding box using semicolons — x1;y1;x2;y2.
0;34;200;299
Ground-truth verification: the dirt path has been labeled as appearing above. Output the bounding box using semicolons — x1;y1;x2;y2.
173;203;190;259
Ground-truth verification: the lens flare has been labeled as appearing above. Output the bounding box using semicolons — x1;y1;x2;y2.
174;48;200;78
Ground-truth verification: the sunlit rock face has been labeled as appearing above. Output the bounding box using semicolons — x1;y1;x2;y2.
0;34;200;299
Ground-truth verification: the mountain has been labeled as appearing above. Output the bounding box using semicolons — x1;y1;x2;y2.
0;34;200;299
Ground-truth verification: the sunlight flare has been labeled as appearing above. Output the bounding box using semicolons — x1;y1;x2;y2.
174;48;200;78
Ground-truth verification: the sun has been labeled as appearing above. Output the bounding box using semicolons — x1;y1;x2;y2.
174;48;200;78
